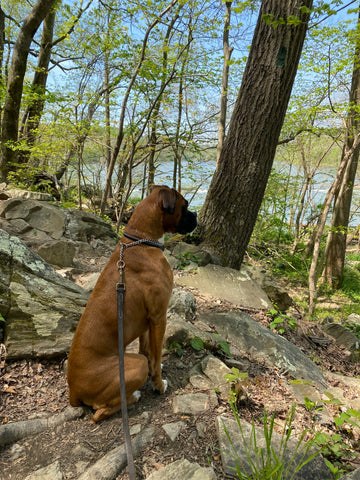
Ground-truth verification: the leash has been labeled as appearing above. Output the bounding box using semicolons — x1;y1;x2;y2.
116;233;164;480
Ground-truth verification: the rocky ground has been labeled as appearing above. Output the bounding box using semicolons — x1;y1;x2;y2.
1;283;360;479
0;193;360;479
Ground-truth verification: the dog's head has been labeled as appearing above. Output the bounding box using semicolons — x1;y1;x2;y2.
153;186;197;234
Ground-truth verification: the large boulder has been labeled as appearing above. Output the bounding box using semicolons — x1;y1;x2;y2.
196;311;328;389
0;197;117;268
176;264;272;310
0;229;88;359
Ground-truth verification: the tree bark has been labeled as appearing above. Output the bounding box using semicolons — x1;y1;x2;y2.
216;1;233;166
308;140;360;315
322;7;360;288
0;0;57;181
199;0;312;269
19;5;57;164
0;6;5;134
147;11;179;194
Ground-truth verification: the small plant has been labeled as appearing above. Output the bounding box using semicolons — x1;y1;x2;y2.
168;341;185;357
176;251;202;270
268;308;297;334
190;336;205;351
224;368;249;405
189;335;232;358
222;403;321;480
303;396;324;414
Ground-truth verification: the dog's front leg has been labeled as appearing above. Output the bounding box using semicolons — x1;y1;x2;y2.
148;319;167;393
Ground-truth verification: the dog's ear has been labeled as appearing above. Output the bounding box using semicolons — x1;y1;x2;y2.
159;187;177;214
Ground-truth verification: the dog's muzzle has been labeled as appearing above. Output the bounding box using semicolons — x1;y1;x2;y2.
176;208;198;234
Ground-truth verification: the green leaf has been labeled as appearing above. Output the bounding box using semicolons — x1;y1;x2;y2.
217;340;231;356
190;336;205;351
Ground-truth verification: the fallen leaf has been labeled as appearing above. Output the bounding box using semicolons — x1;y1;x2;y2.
4;386;18;394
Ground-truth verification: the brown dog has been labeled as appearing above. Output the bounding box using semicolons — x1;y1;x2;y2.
67;186;197;422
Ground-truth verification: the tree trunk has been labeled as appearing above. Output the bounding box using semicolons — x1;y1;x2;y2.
199;0;312;268
322;8;360;288
216;1;233;166
19;5;57;164
308;140;360;315
0;0;57;181
0;6;5;134
147;12;179;194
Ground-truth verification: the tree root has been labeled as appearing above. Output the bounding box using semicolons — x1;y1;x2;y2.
0;406;85;446
77;426;155;480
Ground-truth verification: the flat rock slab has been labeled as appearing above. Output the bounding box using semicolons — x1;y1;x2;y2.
146;458;216;480
216;415;333;479
198;312;328;389
173;392;217;415
340;467;360;479
162;421;185;442
176;264;272;310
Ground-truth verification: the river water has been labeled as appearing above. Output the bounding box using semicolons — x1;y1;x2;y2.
129;160;359;227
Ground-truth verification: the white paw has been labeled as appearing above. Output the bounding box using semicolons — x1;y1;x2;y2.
133;390;141;401
152;378;168;393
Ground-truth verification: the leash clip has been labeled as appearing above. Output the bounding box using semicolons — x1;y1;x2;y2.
117;243;127;286
116;282;126;292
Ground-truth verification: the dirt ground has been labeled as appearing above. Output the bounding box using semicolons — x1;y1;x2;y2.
1;291;360;479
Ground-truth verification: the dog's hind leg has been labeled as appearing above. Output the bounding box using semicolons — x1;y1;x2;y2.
92;353;148;423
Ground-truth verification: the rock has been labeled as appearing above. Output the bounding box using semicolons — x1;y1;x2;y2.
201;355;232;399
0;198;117;269
130;424;142;436
146;458;216;480
0;230;88;359
173;393;216;415
65;208;116;245
347;313;360;326
176;264;272;310
167;288;196;320
25;460;63;480
172;242;213;266
165;317;213;348
6;188;55;202
198;312;328;389
339;467;360;479
0;198;66;240
8;443;27;461
216;415;333;479
243;265;293;311
322;322;360;361
162;421;185;441
36;239;77;267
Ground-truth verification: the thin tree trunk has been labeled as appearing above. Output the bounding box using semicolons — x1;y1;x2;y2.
0;7;5;134
173;73;183;191
322;8;360;288
103;7;112;176
216;1;233;166
296;136;339;254
0;0;57;181
100;0;178;216
147;11;179;194
308;138;360;315
18;5;57;164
